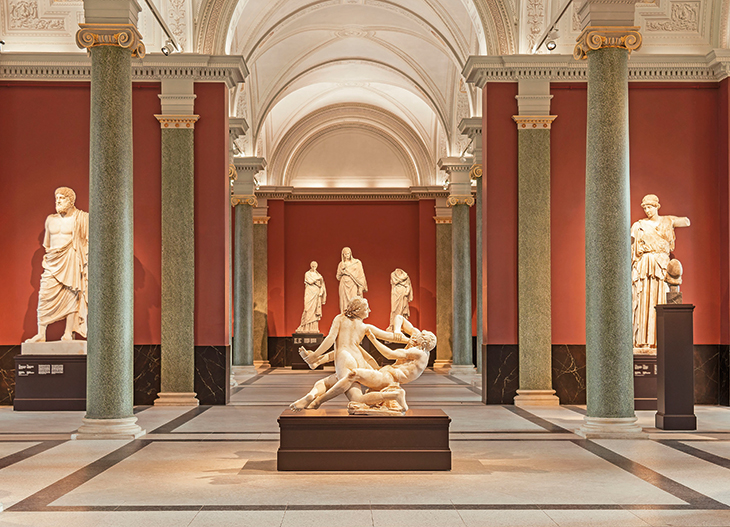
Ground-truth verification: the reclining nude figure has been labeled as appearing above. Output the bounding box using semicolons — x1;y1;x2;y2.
290;299;436;413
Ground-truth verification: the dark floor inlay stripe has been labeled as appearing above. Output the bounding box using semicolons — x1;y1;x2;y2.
150;406;212;434
574;439;729;510
0;440;66;470
659;440;730;470
565;405;587;416
505;406;571;434
8;440;152;512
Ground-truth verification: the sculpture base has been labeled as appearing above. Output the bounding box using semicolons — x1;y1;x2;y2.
277;409;451;471
21;341;87;355
634;355;657;411
154;392;199;406
290;333;324;370
72;417;145;440
14;354;86;411
433;360;452;370
514;389;560;406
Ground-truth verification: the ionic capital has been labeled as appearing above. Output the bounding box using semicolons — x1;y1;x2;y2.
447;196;475;207
574;26;642;60
154;115;200;130
512;115;558;130
470;164;482;180
76;23;145;58
231;195;258;207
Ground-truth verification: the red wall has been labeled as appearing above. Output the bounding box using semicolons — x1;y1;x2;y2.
485;81;727;345
0;81;230;346
720;79;730;345
267;201;438;336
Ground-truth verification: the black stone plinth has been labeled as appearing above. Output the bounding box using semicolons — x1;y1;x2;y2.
289;334;324;370
634;355;657;410
14;354;86;411
656;304;697;430
277;408;451;471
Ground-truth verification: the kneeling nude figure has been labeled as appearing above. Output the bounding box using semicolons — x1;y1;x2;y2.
290;298;436;413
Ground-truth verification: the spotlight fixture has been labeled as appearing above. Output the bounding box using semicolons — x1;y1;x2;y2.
442;177;450;191
161;39;177;56
0;40;5;52
253;176;261;191
545;27;559;51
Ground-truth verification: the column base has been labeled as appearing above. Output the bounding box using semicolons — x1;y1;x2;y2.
575;416;647;439
154;392;199;406
72;417;146;440
254;360;270;369
433;360;452;371
232;365;257;375
514;389;560;407
449;364;476;375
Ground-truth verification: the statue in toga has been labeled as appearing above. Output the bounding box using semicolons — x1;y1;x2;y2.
26;187;89;342
336;247;367;313
295;261;327;334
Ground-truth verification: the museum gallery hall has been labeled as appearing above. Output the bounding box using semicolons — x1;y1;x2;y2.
2;0;730;525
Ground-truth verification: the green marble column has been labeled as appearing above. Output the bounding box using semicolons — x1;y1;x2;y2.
577;32;643;437
156;124;198;406
451;202;472;368
514;124;559;406
253;219;268;366
74;31;144;439
435;218;453;367
233;200;254;370
474;174;483;374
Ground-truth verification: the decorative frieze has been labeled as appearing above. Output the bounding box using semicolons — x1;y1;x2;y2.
9;0;64;30
154;115;199;129
512;115;558;130
574;26;642;60
645;2;700;32
76;23;146;58
254;186;448;202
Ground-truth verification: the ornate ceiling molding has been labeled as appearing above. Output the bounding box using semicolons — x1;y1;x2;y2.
462;51;730;85
255;185;448;201
0;52;248;87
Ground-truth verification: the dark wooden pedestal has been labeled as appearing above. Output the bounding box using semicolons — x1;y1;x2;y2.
14;354;86;411
288;334;324;370
634;355;657;410
656;304;697;430
277;409;451;471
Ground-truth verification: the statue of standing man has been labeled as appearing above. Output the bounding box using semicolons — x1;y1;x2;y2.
26;187;89;342
336;247;367;313
631;194;689;354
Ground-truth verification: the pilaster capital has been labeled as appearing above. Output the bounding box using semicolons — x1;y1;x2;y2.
154;115;200;129
512;115;558;130
231;195;258;207
229;117;249;141
470;164;483;180
447;196;475;207
574;26;642;60
434;216;452;224
75;23;145;58
232;156;266;196
458;117;483;139
253;216;270;225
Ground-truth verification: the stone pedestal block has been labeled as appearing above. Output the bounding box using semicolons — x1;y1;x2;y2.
21;341;87;355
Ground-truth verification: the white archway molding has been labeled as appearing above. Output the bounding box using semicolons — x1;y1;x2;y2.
721;0;730;48
195;0;511;56
253;58;450;146
269;104;436;188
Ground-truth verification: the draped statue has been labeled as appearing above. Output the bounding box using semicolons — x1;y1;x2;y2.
26;187;89;342
388;268;413;331
336;247;367;313
295;261;327;334
631;194;690;354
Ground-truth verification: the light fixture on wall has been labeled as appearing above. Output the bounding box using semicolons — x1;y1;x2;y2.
161;39;179;56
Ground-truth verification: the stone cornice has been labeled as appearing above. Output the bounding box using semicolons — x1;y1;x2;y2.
0;53;248;88
233;157;266;173
154;115;200;129
229;117;249;140
462;52;729;86
256;186;448;202
458;117;483;137
512;115;558;130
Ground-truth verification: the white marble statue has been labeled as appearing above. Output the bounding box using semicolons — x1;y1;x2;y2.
336;247;367;313
631;194;690;354
295;261;327;334
26;187;89;342
388;268;413;331
291;298;435;415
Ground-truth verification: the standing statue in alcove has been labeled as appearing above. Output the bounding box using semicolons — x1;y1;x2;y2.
25;187;89;342
631;194;690;354
336;247;367;313
295;261;327;334
388;268;413;331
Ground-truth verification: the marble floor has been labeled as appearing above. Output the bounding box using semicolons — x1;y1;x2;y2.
0;368;729;526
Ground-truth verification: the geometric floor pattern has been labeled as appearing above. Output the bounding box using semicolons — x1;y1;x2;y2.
1;368;730;526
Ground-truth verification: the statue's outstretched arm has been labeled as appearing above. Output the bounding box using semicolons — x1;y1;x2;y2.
366;330;408;361
306;316;341;362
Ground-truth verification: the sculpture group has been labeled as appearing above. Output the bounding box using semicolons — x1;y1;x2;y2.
631;194;690;354
26;187;89;343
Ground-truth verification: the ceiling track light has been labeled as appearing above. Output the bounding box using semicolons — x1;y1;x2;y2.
545;27;560;51
0;40;5;52
161;39;179;56
531;0;573;54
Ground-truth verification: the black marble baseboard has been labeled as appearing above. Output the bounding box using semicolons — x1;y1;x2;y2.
552;345;587;405
694;345;720;405
268;337;288;367
720;345;729;407
194;345;229;405
0;345;21;405
484;345;518;404
134;345;160;405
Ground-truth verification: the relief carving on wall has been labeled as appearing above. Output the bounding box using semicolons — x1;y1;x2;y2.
526;0;544;51
167;0;186;49
645;2;699;32
9;0;64;30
